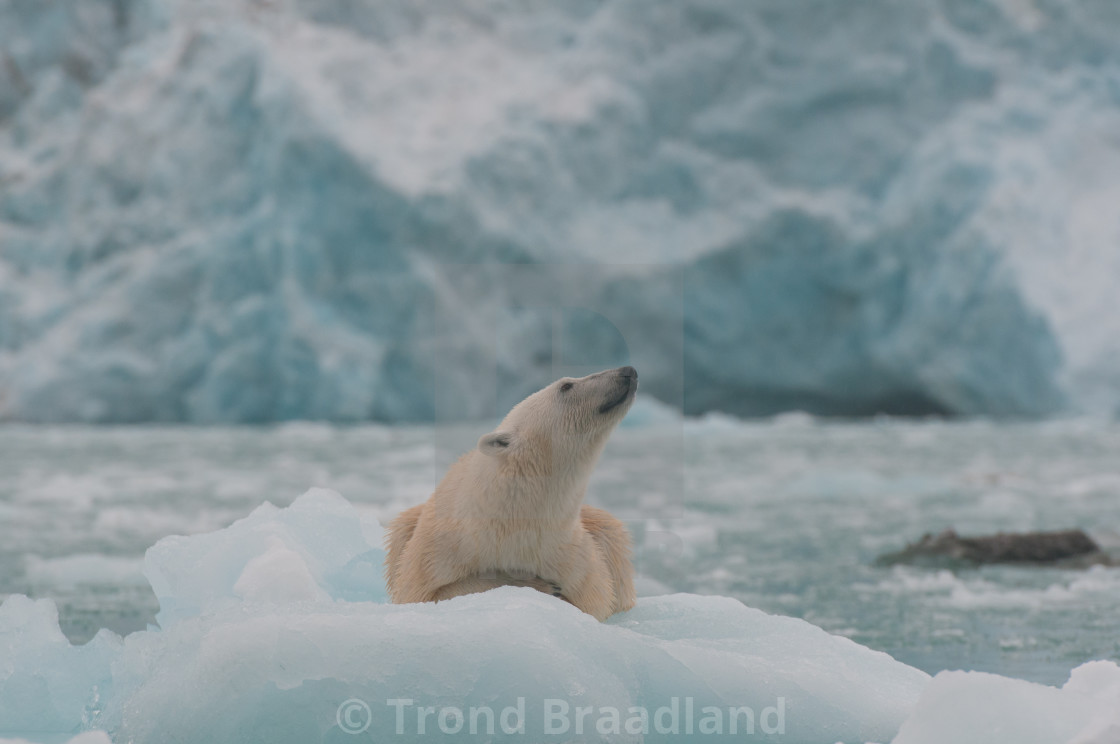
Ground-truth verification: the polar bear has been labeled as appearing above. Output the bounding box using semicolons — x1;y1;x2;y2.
385;366;639;621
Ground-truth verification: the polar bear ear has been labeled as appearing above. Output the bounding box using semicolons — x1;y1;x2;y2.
478;430;515;457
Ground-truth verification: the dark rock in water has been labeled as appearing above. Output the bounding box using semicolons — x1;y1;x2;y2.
877;528;1115;568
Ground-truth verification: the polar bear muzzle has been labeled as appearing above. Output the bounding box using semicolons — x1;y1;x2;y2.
597;366;638;414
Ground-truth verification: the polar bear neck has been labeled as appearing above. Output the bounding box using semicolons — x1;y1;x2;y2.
463;430;610;529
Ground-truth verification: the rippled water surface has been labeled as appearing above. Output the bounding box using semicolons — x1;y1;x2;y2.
2;416;1118;685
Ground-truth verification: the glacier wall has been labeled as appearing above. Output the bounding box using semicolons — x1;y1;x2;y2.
1;0;1118;422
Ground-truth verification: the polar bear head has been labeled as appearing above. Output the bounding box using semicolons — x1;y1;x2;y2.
477;366;638;478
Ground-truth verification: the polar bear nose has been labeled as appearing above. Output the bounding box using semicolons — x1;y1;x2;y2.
617;366;638;380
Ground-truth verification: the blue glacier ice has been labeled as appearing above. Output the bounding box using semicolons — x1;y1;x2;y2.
2;0;1120;421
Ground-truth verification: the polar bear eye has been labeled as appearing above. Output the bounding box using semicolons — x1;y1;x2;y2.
560;382;574;392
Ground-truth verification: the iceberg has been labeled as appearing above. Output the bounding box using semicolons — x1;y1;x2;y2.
893;661;1120;744
2;0;1120;422
142;487;390;626
0;488;934;743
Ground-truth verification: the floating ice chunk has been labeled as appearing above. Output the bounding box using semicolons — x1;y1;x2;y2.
770;411;818;428
892;660;1120;744
102;590;928;744
0;734;112;744
0;596;118;735
232;538;330;604
142;487;386;626
870;565;1120;611
23;554;145;587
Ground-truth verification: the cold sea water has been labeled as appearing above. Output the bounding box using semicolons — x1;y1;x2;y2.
1;412;1118;687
